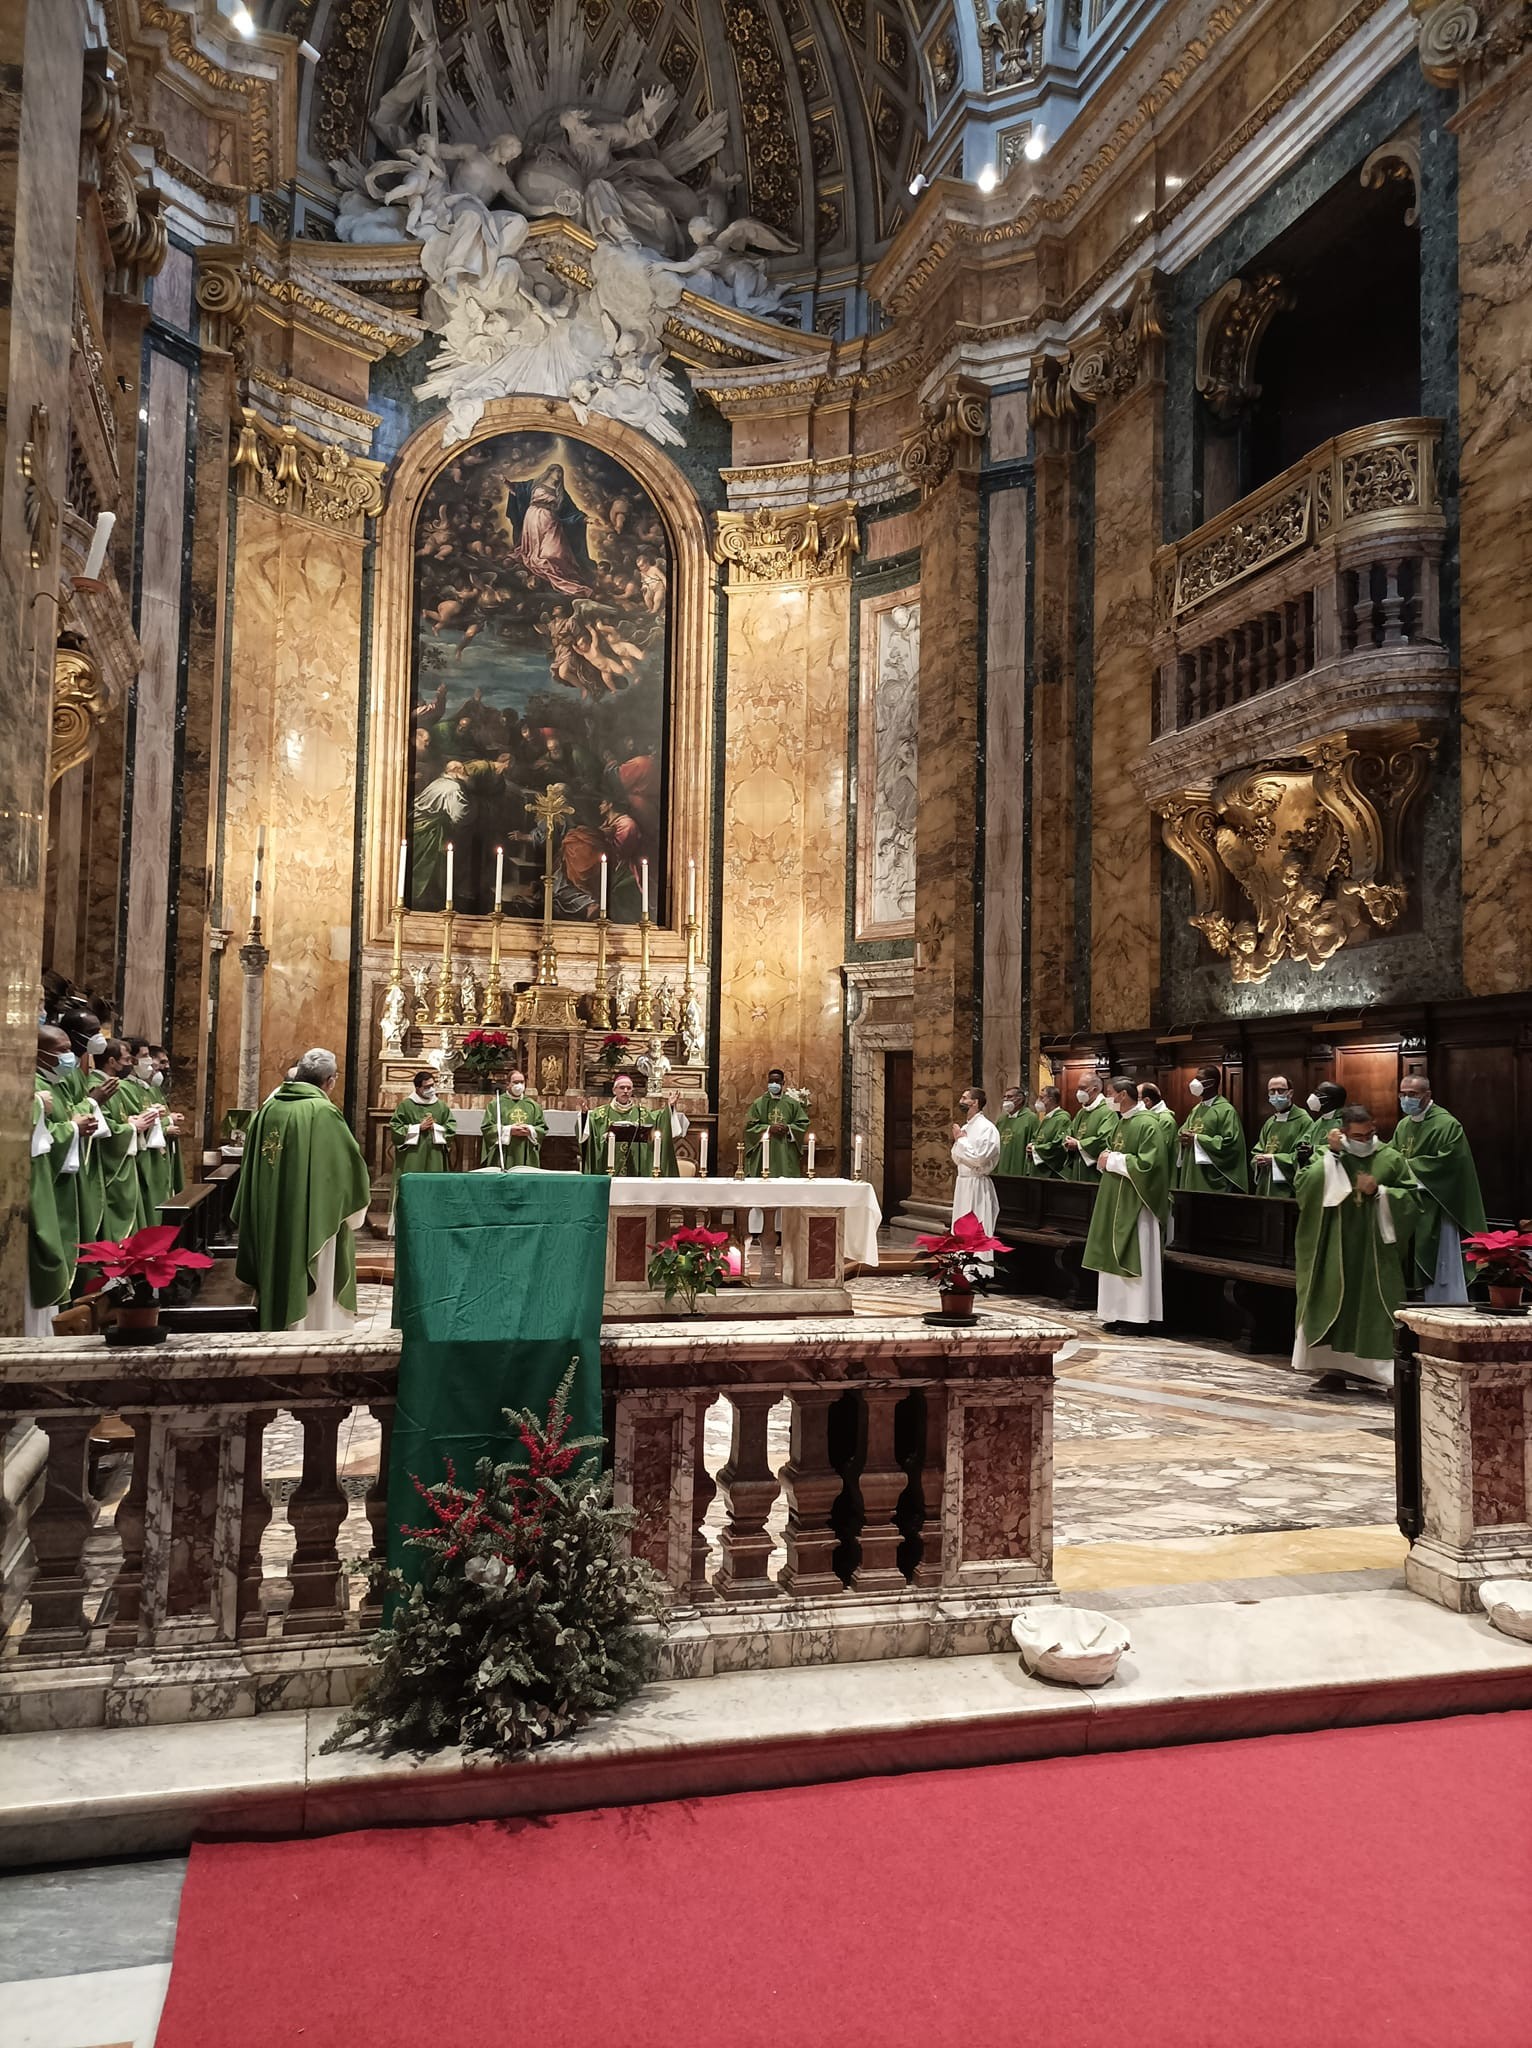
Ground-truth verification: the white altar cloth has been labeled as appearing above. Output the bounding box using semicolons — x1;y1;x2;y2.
606;1176;882;1268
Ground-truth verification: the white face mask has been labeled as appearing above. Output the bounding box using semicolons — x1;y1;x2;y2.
86;1032;108;1057
1307;1093;1323;1115
1343;1134;1378;1157
767;1081;782;1097
135;1057;155;1081
1033;1099;1045;1115
1076;1088;1092;1105
55;1050;78;1071
418;1087;436;1103
508;1082;524;1098
1400;1095;1427;1118
1188;1078;1205;1098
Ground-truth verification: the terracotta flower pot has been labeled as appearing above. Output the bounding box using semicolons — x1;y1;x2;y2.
1487;1284;1526;1311
937;1284;975;1320
106;1301;165;1348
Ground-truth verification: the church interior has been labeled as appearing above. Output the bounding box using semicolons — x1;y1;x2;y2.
3;0;1532;2040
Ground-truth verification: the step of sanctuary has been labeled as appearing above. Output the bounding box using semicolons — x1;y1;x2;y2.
4;1588;1529;1867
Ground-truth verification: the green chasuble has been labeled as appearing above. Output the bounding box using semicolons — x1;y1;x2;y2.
387;1172;608;1581
581;1101;680;1177
1026;1106;1073;1178
1174;1095;1250;1193
390;1095;456;1193
1393;1104;1487;1290
148;1082;186;1196
479;1091;550;1169
29;1091;72;1312
132;1081;178;1217
1251;1106;1314;1199
49;1065;106;1244
233;1082;373;1331
1084;1109;1173;1282
89;1077;148;1240
1065;1097;1119;1183
743;1090;808;1178
1308;1111;1344;1148
997;1109;1039;1177
1294;1143;1421;1368
1144;1108;1179;1177
34;1073;83;1290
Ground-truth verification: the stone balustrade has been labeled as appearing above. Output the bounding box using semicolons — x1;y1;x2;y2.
0;1309;1067;1728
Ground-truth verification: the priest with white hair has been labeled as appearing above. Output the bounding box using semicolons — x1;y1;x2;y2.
950;1085;1002;1272
232;1048;373;1332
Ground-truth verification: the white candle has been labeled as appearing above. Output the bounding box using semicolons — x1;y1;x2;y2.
639;858;649;917
807;1131;815;1173
445;841;454;908
606;1129;616;1173
395;838;407;905
494;844;504;909
699;1128;708;1176
853;1133;864;1177
251;823;266;921
651;1126;662;1172
761;1129;770;1175
599;853;608;917
687;857;696;921
82;510;115;580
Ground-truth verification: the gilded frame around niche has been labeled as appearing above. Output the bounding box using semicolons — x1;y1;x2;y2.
366;395;716;968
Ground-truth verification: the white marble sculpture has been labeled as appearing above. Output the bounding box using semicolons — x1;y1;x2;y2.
1012;1606;1131;1684
679;989;704;1066
350;0;796;447
379;980;408;1056
1478;1578;1532;1643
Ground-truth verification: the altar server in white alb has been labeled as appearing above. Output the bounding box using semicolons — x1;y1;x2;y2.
950;1086;1002;1272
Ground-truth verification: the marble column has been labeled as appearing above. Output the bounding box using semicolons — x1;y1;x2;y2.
1452;44;1532;994
910;449;983;1204
0;0;87;1332
982;425;1028;1101
714;515;852;1168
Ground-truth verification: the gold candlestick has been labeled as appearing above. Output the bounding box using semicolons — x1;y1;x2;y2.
526;784;573;990
590;911;612;1029
483;905;505;1024
634;912;655;1030
432;906;456;1025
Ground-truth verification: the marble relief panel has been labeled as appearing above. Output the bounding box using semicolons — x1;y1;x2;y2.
855;584;919;941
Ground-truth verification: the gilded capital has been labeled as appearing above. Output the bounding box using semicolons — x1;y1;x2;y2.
713;500;859;582
1071;269;1167;410
899;376;988;496
50;642;109;787
231;408;386;531
1413;0;1532;96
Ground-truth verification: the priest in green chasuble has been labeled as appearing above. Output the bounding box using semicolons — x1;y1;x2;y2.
1026;1086;1072;1177
34;1028;93;1294
1250;1075;1313;1199
1174;1066;1250;1193
1084;1078;1171;1332
27;1084;73;1336
44;1022;108;1245
1304;1080;1347;1147
390;1070;456;1229
579;1070;687;1176
1392;1075;1486;1303
88;1041;158;1239
1292;1105;1420;1391
479;1069;549;1169
744;1070;807;1177
134;1041;186;1204
1137;1084;1178;1173
1064;1080;1118;1183
995;1087;1039;1177
233;1048;373;1331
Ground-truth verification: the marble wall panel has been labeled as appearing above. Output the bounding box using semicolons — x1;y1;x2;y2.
855;585;919;941
1026;441;1079;1046
216;506;365;1113
46;767;85;977
122;351;190;1040
1457;70;1532;994
1088;390;1161;1033
864;510;919;561
983;486;1027;1096
716;578;850;1169
911;471;982;1203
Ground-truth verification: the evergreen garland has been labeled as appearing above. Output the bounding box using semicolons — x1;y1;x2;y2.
322;1370;664;1759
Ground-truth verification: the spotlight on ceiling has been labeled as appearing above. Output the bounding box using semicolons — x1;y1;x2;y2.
976;163;998;193
908;173;928;197
299;39;321;62
1023;128;1047;162
229;2;257;35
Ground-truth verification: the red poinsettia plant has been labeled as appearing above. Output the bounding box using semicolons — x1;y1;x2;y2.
599;1031;632;1069
1462;1229;1532;1291
647;1225;733;1313
913;1210;1008;1293
458;1028;512;1081
75;1224;214;1304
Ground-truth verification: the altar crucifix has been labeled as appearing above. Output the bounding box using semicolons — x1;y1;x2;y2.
528;782;574;988
511;781;583;1053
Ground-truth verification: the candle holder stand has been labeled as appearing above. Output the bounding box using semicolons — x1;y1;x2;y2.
633;913;656;1031
236;915;269;1113
432;907;456;1025
589;911;612;1029
482;905;506;1024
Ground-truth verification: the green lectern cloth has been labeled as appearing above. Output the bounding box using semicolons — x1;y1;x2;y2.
386;1172;611;1577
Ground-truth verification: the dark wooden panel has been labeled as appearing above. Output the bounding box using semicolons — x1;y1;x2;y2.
1332;1043;1402;1138
882;1051;912;1217
614;1213;650;1284
1169;1189;1299;1270
1430;1038;1518;1223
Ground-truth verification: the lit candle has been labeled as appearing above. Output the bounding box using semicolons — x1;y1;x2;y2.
687;857;696;921
640;858;649;917
494;844;504;909
445;841;454;908
699;1128;708;1177
395;838;407;906
853;1133;864;1177
251;823;266;922
807;1131;815;1174
599;853;608;917
606;1129;616;1174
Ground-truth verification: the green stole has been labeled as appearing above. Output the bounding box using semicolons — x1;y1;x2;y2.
581;1101;679;1177
1392;1104;1487;1288
1027;1107;1073;1178
232;1082;374;1331
35;1071;83;1287
996;1109;1039;1177
1294;1143;1421;1362
743;1090;807;1178
1174;1095;1250;1193
479;1092;549;1168
29;1091;72;1310
1251;1106;1313;1199
90;1076;148;1240
1084;1108;1173;1281
1066;1098;1119;1182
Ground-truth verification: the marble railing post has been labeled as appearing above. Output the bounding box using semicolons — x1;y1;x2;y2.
778;1387;846;1597
235;1409;275;1640
851;1388;909;1593
714;1389;781;1599
17;1416;98;1657
103;1415;152;1650
282;1406;350;1634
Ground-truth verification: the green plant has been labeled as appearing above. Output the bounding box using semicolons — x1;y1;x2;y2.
647;1225;731;1313
76;1223;213;1306
456;1028;513;1081
913;1210;1007;1292
322;1371;664;1759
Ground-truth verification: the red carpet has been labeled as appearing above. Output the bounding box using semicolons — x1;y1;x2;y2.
156;1713;1532;2048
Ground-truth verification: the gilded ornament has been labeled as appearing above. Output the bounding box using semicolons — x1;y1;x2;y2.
1360;137;1422;226
1195;273;1292;420
976;0;1043;87
714;500;859;581
20;405;57;573
50;642;109;786
899;378;988;495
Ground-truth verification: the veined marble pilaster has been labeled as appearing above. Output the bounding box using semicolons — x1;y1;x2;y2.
983;485;1027;1099
716;512;853;1170
1027;361;1083;1048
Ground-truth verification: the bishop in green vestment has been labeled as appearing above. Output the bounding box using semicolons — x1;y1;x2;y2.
1250;1076;1313;1199
1026;1088;1072;1177
1084;1080;1172;1331
1065;1083;1119;1183
996;1089;1039;1177
27;1085;72;1336
1292;1107;1421;1391
233;1050;373;1331
1393;1077;1487;1303
579;1071;687;1176
1174;1067;1250;1193
479;1071;550;1169
744;1070;807;1177
390;1071;455;1230
88;1041;156;1240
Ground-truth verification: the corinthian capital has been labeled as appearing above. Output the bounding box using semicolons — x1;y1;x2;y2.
898;375;989;497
